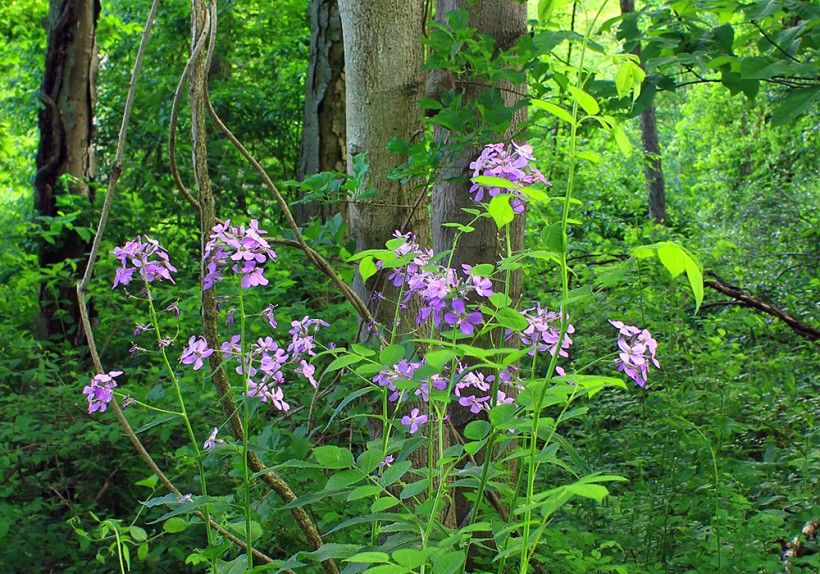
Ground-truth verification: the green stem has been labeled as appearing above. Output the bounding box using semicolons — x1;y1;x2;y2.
238;288;253;570
143;282;214;559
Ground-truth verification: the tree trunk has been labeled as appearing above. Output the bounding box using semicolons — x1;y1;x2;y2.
620;0;666;223
296;0;347;224
337;0;430;331
34;0;100;342
428;0;527;527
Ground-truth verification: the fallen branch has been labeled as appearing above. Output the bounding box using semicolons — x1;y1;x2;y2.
705;272;819;341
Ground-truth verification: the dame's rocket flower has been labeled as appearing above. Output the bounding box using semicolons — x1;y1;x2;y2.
179;336;213;370
112;236;177;288
83;371;122;414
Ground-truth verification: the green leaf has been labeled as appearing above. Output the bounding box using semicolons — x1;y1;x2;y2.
345;551;391;564
380;460;412;487
163;517;187;534
137;543;148;561
464;420;491;440
129;525;147;542
488;195;515;228
568;86;600;115
359;256;378;283
685;257;704;314
566;483;610;501
379;344;405;366
326;353;363;372
313;445;355;469
371;496;401;512
393;548;428;569
656;241;686;278
432;550;465;574
495;307;529;331
531;99;575;124
400;479;430;500
615;60;646;102
348;484;382;501
612;123;632;155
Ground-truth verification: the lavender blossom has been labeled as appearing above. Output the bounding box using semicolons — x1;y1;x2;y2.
610;321;660;387
203;427;224;450
112;236;177;288
401;408;428;434
203;219;277;290
469;142;549;213
179;336;214;370
83;371;122;414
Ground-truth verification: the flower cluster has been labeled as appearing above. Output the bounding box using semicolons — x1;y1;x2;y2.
469;142;549;213
83;371;122;413
384;231;494;332
609;320;660;387
112;236;177;289
508;305;574;375
203;220;277;290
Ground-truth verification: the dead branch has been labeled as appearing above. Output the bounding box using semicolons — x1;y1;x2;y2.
705;272;819;341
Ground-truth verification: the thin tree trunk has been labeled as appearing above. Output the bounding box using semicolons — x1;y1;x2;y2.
428;0;527;527
620;0;666;223
296;0;347;224
34;0;100;342
337;0;430;331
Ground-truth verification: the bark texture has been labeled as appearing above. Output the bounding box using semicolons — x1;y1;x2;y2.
337;0;430;329
296;0;347;224
620;0;667;223
34;0;100;341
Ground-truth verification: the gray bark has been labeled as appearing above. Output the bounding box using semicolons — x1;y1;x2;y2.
34;0;100;342
620;0;667;223
337;0;430;330
296;0;347;224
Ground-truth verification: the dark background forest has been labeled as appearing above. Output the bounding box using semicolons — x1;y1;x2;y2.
0;0;817;572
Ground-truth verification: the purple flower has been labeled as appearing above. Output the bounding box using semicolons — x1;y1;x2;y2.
121;395;136;409
373;359;420;402
129;343;145;358
458;394;490;414
165;300;180;316
443;299;483;335
178;494;193;504
247;380;290;411
179;336;214;370
288;316;329;357
83;371;122;414
221;335;241;358
468;142;549;211
203;220;277;290
610;321;659;387
298;360;319;389
203;427;224;450
112;236;177;288
401;408;428;434
133;323;152;337
508;305;574;361
261;304;278;329
377;454;395;475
